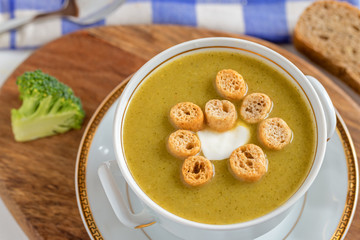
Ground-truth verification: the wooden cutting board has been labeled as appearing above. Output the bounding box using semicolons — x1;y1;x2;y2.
0;25;359;240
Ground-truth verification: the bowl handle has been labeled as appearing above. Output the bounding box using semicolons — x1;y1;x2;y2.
306;75;336;140
98;160;156;229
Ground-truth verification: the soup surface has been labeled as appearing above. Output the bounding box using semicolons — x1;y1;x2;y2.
123;50;316;224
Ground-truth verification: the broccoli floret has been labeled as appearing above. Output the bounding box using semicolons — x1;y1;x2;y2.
11;70;85;142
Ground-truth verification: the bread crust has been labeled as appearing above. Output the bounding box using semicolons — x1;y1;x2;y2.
170;102;204;131
182;156;214;187
258;118;292;150
167;130;201;159
205;99;237;132
240;93;272;123
215;69;247;100
293;0;360;93
229;144;267;182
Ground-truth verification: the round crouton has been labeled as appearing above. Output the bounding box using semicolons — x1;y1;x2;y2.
229;144;267;182
170;102;204;131
240;93;272;124
258;118;292;150
167;130;201;159
215;69;247;100
182;156;214;187
205;99;237;132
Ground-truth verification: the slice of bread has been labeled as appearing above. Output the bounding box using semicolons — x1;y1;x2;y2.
182;156;214;187
258;118;292;150
240;93;272;124
294;0;360;93
170;102;204;131
167;130;201;159
205;99;237;132
215;69;247;100
229;144;267;182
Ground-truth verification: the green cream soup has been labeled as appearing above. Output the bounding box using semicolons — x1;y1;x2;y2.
123;51;316;225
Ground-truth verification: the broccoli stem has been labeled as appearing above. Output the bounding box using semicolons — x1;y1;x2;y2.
11;110;80;142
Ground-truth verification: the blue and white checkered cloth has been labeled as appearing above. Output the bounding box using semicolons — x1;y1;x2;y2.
0;0;359;49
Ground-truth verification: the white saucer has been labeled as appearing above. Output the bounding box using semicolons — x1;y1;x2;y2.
75;81;358;240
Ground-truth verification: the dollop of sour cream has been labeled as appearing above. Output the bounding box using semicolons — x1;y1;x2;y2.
197;124;250;160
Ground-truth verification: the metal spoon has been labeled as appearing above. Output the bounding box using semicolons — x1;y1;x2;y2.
0;0;125;34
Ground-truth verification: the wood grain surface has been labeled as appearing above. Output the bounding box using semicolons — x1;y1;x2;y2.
0;25;358;240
